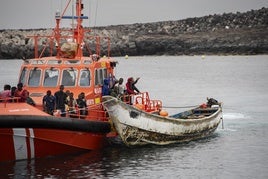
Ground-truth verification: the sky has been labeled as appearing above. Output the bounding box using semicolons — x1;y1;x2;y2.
0;0;267;29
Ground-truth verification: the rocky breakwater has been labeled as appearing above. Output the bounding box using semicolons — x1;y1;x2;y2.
0;7;267;59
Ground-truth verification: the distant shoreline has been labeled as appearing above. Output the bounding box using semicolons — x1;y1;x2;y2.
0;7;267;59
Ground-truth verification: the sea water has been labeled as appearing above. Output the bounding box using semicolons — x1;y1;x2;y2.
0;55;268;178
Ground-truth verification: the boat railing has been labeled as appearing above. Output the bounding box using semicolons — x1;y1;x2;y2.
121;92;163;112
29;33;111;59
0;97;21;108
61;104;109;121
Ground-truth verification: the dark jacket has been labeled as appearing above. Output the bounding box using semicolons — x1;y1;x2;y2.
54;91;67;110
102;78;110;96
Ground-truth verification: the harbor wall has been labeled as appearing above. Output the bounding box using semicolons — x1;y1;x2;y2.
0;7;267;59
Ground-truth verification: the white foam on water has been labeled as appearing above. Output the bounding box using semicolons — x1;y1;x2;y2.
222;112;248;120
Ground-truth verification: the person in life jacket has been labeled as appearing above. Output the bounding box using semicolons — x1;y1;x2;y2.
14;83;29;102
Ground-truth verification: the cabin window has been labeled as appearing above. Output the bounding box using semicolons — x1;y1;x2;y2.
28;68;41;86
103;68;108;79
79;69;90;87
65;60;80;64
19;67;27;85
44;68;59;87
83;60;92;65
62;68;77;86
95;68;107;85
31;60;45;65
47;60;62;65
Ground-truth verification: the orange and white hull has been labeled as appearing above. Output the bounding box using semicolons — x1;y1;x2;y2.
0;128;106;162
0;103;110;162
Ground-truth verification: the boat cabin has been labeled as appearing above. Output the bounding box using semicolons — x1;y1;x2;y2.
18;55;117;120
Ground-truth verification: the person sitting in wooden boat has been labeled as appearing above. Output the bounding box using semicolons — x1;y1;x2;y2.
54;85;68;117
43;90;56;115
14;83;29;102
206;97;219;107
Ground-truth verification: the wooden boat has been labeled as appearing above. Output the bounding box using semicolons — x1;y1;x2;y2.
0;0;117;162
102;95;223;146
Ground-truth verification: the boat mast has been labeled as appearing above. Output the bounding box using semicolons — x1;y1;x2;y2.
54;0;87;59
75;0;84;58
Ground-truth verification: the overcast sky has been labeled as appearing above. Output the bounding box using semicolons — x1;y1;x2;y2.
0;0;267;29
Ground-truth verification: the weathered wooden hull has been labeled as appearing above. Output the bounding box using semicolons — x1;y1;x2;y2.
102;96;223;146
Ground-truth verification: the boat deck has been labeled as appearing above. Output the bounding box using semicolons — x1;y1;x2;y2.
170;107;219;119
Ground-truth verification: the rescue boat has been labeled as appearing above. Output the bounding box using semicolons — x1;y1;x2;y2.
0;0;116;162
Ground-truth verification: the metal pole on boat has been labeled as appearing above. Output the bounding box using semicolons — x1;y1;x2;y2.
220;103;224;129
221;117;224;129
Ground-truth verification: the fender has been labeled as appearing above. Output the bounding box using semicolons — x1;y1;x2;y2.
0;115;111;133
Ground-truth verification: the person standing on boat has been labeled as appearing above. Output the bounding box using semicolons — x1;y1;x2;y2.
114;78;125;98
67;92;77;117
43;90;56;115
126;77;140;95
102;78;111;96
126;77;140;105
76;92;88;118
54;85;68;117
14;83;29;102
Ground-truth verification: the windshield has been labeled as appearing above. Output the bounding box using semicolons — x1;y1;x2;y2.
44;68;59;87
28;68;41;86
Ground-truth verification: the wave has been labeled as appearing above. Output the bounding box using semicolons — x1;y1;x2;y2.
222;112;249;120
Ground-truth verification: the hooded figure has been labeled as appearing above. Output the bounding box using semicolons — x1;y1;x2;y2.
126;77;140;95
102;78;110;96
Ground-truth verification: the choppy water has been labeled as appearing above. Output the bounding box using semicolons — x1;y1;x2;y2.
1;55;268;178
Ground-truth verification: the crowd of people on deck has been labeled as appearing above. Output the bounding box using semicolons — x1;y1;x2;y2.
0;83;88;118
0;83;34;104
0;76;141;117
42;85;88;117
102;76;141;98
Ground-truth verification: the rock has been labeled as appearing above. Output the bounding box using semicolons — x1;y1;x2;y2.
0;7;268;59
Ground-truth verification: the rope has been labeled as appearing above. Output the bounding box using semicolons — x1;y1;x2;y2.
162;105;199;109
92;0;99;29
